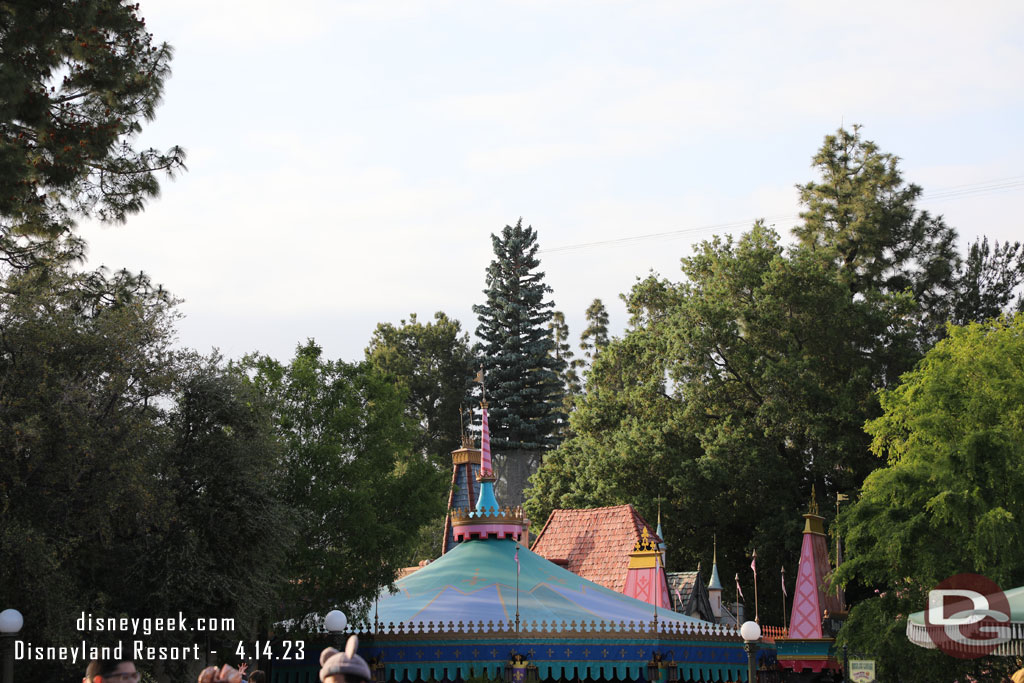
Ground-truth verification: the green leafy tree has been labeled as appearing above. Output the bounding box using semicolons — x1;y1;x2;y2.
0;266;299;680
144;358;294;645
525;319;704;563
0;0;185;269
527;223;916;625
366;311;476;469
0;267;175;680
473;219;565;505
834;315;1024;681
243;342;447;623
366;312;475;564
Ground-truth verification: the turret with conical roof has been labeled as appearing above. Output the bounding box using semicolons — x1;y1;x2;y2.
708;535;723;619
449;401;524;543
441;433;482;554
655;503;666;566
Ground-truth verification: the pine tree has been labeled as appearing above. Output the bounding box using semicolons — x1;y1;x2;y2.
794;125;958;345
949;237;1024;325
548;310;581;397
579;298;610;362
473;219;565;504
0;0;186;269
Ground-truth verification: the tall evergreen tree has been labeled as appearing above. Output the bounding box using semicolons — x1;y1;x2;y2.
794;125;958;347
0;0;186;269
473;219;564;505
548;310;581;398
574;298;611;384
949;237;1024;325
579;298;610;361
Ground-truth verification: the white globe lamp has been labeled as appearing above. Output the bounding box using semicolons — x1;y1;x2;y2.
325;610;347;633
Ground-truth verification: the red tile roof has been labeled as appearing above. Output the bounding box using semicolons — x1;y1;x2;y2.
530;504;662;593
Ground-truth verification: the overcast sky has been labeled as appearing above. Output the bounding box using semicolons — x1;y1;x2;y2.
78;1;1024;364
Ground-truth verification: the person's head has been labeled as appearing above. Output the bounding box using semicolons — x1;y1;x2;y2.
84;659;139;683
248;671;266;683
319;636;371;683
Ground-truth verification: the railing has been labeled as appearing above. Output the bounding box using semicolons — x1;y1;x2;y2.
759;625;788;642
341;618;746;641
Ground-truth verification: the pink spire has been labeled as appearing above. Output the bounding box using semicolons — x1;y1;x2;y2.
480;403;492;475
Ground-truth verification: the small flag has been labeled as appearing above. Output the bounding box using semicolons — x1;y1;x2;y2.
475;368;485;384
781;566;787;597
674;587;684;609
515;545;520;575
736;573;745;600
751;549;757;575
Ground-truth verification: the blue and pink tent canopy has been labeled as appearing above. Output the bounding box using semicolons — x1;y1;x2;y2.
377;538;703;628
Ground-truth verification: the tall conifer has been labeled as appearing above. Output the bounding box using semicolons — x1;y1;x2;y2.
473;219;564;504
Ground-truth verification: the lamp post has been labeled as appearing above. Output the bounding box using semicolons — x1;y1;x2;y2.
325;610;348;649
0;609;23;683
740;620;761;683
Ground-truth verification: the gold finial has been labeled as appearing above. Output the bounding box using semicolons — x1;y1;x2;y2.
803;485;826;535
476;365;487;402
461;434;475;449
713;534;717;565
633;526;656;552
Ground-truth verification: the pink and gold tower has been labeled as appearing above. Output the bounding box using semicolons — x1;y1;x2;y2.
449;401;524;543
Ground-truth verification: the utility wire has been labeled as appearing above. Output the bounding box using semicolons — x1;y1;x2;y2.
540;175;1024;256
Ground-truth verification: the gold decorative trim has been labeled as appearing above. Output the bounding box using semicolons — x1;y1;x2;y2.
628;552;661;569
632;526;658;552
802;513;826;535
450;505;525;526
452;449;482;466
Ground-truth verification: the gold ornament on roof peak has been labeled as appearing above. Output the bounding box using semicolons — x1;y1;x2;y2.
633;526;657;552
808;485;819;515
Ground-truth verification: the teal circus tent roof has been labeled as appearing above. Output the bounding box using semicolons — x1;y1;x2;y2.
377;538;702;627
305;399;757;683
357;539;749;681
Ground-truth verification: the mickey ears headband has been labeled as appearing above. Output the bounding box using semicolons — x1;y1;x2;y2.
319;635;360;666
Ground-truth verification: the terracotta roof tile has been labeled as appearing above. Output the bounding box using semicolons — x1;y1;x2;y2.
530;505;663;593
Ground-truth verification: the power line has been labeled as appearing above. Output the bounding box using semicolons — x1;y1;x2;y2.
539;175;1024;256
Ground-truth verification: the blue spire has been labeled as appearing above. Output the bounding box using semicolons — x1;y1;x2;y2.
474;402;500;515
708;535;723;591
475;479;500;515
